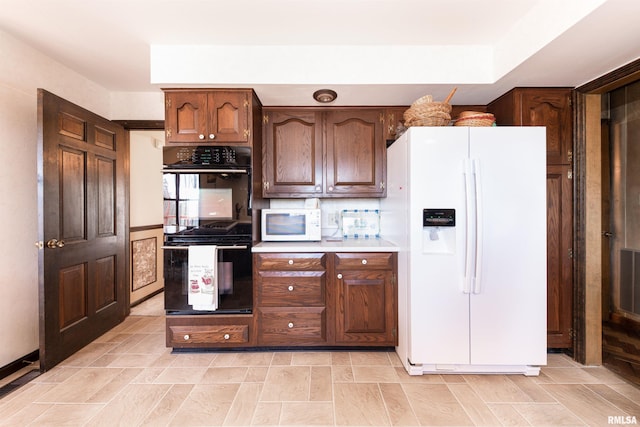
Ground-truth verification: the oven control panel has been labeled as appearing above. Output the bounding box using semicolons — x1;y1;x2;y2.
163;146;250;168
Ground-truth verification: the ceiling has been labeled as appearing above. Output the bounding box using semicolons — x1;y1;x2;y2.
1;0;639;106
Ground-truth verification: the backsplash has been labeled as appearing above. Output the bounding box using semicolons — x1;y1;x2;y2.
266;198;381;238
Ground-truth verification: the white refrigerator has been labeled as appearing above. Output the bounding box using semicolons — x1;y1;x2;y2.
381;126;547;376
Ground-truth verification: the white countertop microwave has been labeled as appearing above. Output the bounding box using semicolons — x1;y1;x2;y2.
261;208;321;242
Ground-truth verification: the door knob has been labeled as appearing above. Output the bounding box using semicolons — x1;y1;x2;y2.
46;239;65;248
602;231;613;237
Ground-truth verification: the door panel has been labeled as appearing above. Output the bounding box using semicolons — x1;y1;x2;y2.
60;147;87;241
38;89;128;371
469;127;547;366
406;127;470;364
96;156;115;236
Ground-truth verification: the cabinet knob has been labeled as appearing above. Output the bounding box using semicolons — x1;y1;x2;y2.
209;133;215;139
337;273;343;279
198;134;205;140
288;285;294;291
223;333;230;340
288;259;294;265
288;322;294;329
183;334;190;340
315;185;321;191
361;259;367;265
328;186;334;192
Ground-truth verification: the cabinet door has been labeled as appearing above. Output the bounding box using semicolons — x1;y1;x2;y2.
383;107;408;142
208;91;250;143
262;110;323;197
165;91;208;144
546;164;574;348
325;110;386;197
518;88;573;165
334;253;397;344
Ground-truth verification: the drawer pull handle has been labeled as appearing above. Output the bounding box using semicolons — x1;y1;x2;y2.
362;259;367;265
288;285;294;291
288;259;294;265
288;322;294;329
223;334;230;340
337;273;343;279
183;334;190;340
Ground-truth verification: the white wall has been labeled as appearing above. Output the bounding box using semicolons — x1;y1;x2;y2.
130;131;164;227
129;131;165;304
0;29;161;369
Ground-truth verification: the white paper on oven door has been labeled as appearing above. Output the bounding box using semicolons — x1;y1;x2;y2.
188;245;218;310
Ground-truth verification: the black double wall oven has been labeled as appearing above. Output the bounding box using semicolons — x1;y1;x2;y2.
163;146;253;315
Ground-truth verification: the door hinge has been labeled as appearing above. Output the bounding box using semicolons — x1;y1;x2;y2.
264;181;270;191
568;328;575;339
243;129;250;139
379;113;384;124
166;128;172;138
392;328;397;337
165;98;171;109
263;114;269;124
568;248;573;259
380;181;385;190
567;169;573;180
568;95;572;107
567;150;573;163
244;100;249;108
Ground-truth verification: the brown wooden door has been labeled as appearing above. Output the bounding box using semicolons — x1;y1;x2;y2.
546;164;574;348
164;91;208;143
37;89;128;371
208;91;250;143
262;110;323;197
325;110;386;197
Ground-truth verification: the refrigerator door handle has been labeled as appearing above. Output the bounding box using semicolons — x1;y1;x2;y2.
472;159;483;294
463;158;476;294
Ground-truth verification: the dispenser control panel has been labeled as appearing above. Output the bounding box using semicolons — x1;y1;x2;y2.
423;209;455;227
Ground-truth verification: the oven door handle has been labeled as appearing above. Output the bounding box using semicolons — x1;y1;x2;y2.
162;168;248;174
161;245;248;250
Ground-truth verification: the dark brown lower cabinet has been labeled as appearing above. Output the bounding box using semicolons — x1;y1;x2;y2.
334;253;398;345
251;251;397;348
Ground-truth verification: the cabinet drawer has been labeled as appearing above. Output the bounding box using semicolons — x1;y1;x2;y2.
334;252;394;270
166;315;253;348
257;272;325;306
255;253;326;271
258;308;326;345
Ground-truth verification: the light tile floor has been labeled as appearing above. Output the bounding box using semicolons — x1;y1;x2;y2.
1;295;639;426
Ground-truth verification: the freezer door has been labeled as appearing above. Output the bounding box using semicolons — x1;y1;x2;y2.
405;127;471;365
468;127;547;366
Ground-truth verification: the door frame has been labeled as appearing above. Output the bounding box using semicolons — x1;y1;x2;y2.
573;58;640;365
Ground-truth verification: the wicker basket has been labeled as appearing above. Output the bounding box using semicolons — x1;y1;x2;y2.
404;101;452;127
454;112;495;127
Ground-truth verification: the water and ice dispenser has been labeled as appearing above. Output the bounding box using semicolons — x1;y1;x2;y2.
422;209;456;254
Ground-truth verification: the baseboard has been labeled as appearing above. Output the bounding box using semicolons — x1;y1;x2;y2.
130;289;164;307
0;350;39;381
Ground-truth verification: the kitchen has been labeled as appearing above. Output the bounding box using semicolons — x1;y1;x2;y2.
2;0;640;421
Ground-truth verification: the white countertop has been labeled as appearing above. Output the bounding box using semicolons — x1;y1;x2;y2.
252;238;398;253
